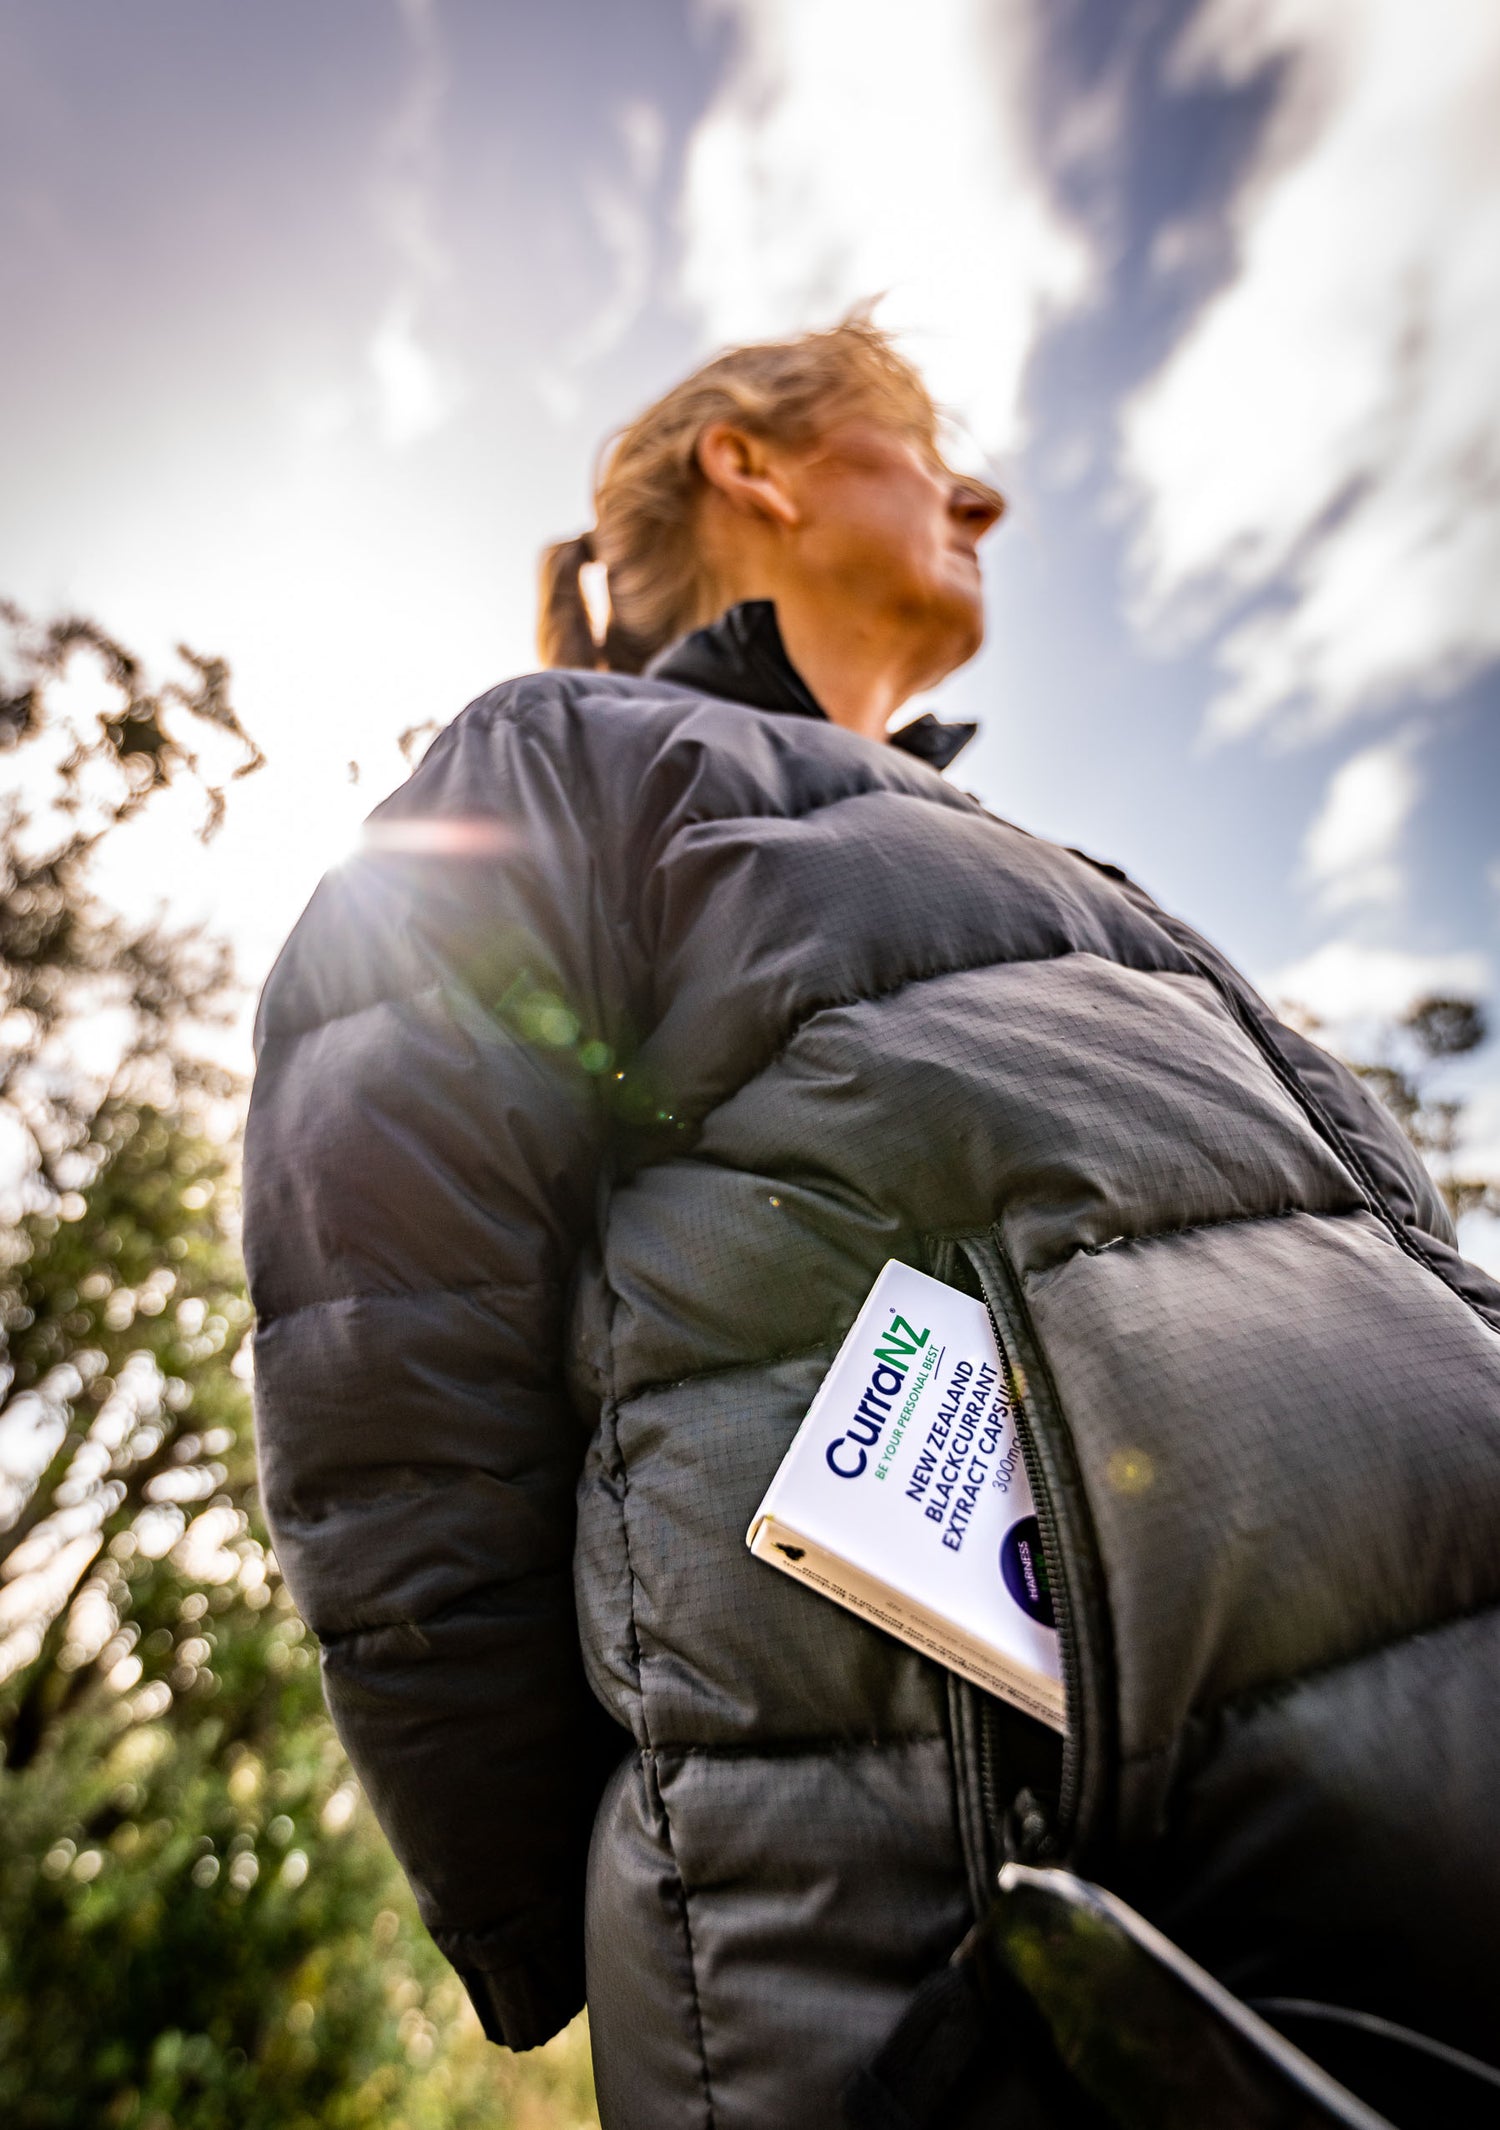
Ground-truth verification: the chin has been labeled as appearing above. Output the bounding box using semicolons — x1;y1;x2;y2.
897;580;985;685
933;591;985;678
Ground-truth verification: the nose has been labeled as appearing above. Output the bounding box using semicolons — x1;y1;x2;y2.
949;480;1005;544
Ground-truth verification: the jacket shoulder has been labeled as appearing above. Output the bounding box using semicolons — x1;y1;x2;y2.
440;665;702;749
252;671;686;1051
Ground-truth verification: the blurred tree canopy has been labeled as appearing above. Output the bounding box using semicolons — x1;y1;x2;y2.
0;608;596;2130
1351;994;1498;1226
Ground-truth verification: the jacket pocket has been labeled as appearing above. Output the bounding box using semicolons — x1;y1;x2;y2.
928;1227;1116;1877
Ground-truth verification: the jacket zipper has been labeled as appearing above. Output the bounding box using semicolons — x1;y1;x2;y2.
955;1235;1090;1867
941;926;1495;1886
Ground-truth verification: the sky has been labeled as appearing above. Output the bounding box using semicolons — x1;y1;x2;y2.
2;0;1498;1265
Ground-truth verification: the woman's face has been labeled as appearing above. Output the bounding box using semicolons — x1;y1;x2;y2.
784;417;1004;685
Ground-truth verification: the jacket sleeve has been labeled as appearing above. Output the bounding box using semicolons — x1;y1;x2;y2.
243;688;631;2049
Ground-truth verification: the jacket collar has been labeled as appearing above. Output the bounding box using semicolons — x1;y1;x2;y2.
647;600;977;772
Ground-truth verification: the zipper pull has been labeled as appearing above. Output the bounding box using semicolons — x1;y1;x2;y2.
1002;1786;1053;1866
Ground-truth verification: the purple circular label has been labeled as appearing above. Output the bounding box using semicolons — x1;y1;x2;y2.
1000;1515;1055;1628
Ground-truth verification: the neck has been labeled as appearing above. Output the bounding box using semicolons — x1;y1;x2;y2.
760;584;924;743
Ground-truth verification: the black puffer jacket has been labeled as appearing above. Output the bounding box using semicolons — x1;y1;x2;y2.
244;603;1500;2128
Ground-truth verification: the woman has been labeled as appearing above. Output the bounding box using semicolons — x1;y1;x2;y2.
245;320;1500;2128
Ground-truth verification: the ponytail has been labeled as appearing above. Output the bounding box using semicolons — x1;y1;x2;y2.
536;530;659;676
536;532;601;670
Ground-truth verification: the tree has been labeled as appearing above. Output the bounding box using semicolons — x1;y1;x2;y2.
1347;994;1499;1226
0;598;263;1714
0;606;597;2128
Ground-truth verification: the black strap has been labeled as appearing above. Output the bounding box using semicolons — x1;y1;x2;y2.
842;1960;986;2130
841;1936;1111;2130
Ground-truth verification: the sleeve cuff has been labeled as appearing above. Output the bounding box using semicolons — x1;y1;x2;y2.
435;1920;586;2052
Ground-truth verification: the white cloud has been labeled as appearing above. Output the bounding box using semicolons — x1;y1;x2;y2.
1300;735;1418;912
366;0;456;448
1264;938;1489;1027
534;100;668;424
369;301;451;446
619;98;665;193
1121;0;1500;744
573;107;664;368
677;0;1092;457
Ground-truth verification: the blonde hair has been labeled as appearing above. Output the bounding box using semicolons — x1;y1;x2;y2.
536;317;1000;674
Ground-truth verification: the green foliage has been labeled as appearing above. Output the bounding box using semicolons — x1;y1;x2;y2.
0;607;598;2127
0;603;260;1190
0;1104;596;2126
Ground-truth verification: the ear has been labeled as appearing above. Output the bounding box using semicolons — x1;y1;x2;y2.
695;422;801;529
